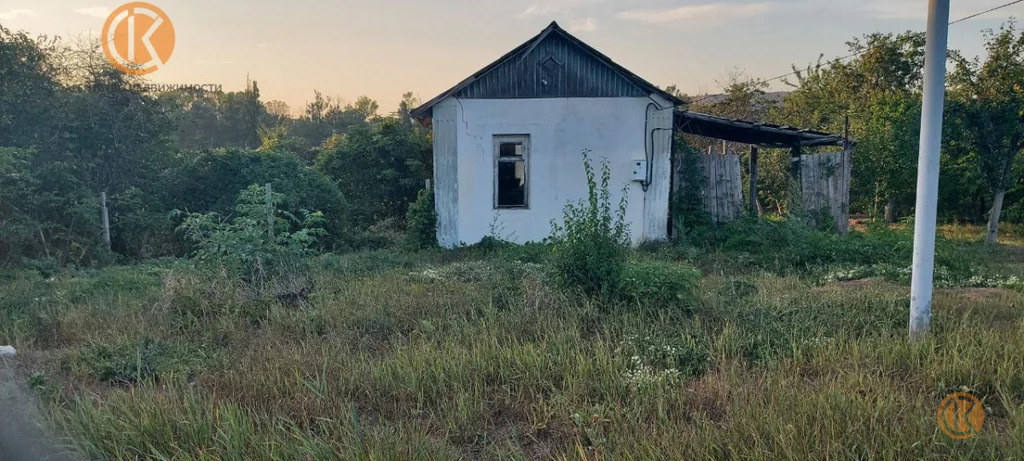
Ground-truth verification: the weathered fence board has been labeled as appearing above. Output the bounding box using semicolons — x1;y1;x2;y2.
800;150;852;235
673;150;852;234
699;154;744;224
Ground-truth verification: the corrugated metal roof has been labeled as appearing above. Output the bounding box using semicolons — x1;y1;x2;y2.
412;22;684;119
674;110;848;148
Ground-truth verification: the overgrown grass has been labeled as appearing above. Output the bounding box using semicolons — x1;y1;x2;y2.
1;224;1023;459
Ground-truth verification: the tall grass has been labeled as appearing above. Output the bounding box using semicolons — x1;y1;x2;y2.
1;225;1022;459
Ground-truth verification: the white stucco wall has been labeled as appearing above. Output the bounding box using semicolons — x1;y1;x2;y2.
436;96;672;247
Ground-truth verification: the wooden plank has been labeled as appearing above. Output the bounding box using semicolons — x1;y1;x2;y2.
798;151;853;233
749;146;758;215
730;155;741;220
697;154;742;224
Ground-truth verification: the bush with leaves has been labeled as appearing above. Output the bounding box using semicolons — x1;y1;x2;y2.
670;142;713;244
178;185;325;290
0;148;104;267
315;118;431;227
700;215;972;279
619;261;702;309
163;149;348;249
405;188;437;249
550;152;630;300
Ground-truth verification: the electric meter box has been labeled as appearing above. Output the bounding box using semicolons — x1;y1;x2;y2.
632;159;647;182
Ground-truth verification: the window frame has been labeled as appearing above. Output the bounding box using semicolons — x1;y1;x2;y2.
493;134;530;210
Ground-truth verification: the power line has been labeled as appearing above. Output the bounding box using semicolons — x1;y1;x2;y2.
688;0;1024;104
950;0;1024;24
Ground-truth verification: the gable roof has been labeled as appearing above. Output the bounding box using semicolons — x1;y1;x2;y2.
411;21;685;119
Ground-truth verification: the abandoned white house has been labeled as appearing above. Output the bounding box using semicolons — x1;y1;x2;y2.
412;21;848;248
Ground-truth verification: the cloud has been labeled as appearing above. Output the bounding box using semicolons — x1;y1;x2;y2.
519;4;561;17
75;6;112;18
617;2;777;24
519;0;600;18
0;8;37;21
568;17;597;32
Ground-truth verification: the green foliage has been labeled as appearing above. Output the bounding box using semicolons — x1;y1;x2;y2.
345;218;406;251
621;333;711;386
0;26;62;148
160;82;266;150
77;338;162;385
75;337;212;385
315;118;431;227
0;148;103;267
550;152;630;300
780;32;926;219
165;149;348;250
110;186;179;259
405;188;437;249
3;223;1024;459
947;21;1024;241
690;216;972;281
178;185;326;287
619;261;702;309
670;142;713;243
857;93;921;216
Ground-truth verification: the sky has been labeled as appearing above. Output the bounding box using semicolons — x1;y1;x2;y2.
2;0;1023;114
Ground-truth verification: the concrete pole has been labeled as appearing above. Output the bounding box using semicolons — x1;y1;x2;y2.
909;0;950;341
100;191;111;250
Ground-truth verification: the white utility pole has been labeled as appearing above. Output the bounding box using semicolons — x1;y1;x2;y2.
909;0;950;341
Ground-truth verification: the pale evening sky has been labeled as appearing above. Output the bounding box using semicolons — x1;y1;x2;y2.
2;0;1022;114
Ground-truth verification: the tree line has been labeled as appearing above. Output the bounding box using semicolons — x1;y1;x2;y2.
2;21;1023;267
678;22;1024;244
0;24;430;267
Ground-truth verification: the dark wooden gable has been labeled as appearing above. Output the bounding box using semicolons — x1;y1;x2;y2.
455;31;647;99
411;22;683;119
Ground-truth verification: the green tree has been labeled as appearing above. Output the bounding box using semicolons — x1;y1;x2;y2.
948;22;1024;245
0;148;99;266
315;117;430;226
780;32;926;220
0;26;63;149
165;149;349;249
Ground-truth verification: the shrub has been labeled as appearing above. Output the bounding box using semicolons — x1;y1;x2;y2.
314;119;431;228
75;337;213;385
77;338;162;385
619;261;702;309
0;148;102;267
165;149;349;249
405;188;437;249
550;152;630;300
349;217;405;251
703;216;973;279
178;185;325;290
670;142;713;244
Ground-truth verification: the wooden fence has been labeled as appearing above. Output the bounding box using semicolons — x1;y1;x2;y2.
800;150;852;235
673;150;853;234
698;154;744;224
